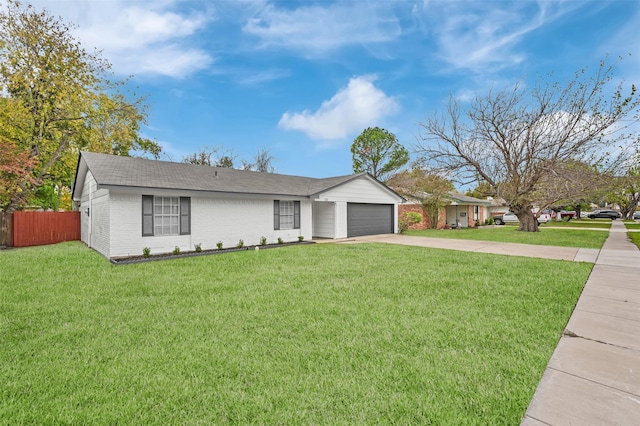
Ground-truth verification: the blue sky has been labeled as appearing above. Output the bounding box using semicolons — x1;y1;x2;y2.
25;0;640;178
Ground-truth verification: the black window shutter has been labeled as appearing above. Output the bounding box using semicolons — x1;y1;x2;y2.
294;201;300;229
142;195;154;236
274;200;280;230
180;197;190;235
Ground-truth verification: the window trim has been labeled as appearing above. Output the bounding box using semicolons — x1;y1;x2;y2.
179;197;190;235
142;195;154;236
142;195;190;237
274;200;300;230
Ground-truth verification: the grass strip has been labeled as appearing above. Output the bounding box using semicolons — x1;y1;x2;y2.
0;242;591;424
405;227;607;248
539;220;611;229
628;231;640;249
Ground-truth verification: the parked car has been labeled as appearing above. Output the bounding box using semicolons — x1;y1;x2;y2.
536;210;553;223
493;211;550;225
587;210;621;220
558;210;577;221
633;211;640;220
540;209;576;221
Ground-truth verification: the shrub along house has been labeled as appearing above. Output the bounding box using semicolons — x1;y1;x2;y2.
72;152;403;259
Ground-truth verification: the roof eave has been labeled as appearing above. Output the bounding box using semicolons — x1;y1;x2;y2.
99;183;312;199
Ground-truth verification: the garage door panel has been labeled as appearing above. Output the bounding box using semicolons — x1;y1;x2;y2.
347;203;393;237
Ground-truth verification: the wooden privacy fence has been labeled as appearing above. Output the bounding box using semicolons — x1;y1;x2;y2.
0;211;80;248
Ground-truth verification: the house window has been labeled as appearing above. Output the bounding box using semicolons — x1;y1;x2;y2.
473;205;479;221
274;200;300;230
142;195;190;236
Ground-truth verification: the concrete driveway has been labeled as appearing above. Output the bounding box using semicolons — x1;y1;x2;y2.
325;233;600;263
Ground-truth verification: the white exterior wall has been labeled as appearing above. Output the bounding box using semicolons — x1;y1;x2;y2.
189;196;312;251
106;189;312;258
314;177;401;238
79;171;110;258
312;201;335;238
79;173;92;244
335;201;348;238
317;178;399;204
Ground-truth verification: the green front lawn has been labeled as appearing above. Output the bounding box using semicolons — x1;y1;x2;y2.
405;227;608;248
1;242;591;424
539;220;611;229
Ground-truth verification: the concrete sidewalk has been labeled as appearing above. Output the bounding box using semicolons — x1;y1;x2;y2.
522;220;640;425
321;222;640;424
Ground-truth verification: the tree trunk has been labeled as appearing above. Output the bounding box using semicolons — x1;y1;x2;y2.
621;192;639;220
511;205;539;232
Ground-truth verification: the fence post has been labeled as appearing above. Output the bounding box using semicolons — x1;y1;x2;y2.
0;212;13;247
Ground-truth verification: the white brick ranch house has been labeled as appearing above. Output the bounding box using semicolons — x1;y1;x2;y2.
72;152;404;259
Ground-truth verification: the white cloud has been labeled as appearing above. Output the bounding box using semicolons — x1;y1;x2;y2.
243;2;400;57
27;0;214;78
233;68;291;86
111;45;213;79
278;75;399;141
417;0;584;72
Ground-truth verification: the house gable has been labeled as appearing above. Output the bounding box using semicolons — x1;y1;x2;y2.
313;175;403;204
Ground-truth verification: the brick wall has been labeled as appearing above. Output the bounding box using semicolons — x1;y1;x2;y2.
400;204;486;230
399;204;447;230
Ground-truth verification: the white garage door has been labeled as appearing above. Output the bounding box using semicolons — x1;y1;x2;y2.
347;203;394;237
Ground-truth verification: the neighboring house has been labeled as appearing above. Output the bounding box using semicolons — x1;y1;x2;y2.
488;197;510;217
397;192;491;229
72;152;403;259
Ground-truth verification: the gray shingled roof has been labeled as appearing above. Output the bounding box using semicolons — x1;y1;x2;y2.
395;188;490;205
448;192;492;205
75;151;376;197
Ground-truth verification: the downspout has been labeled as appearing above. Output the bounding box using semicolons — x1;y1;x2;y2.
88;178;93;248
334;202;338;239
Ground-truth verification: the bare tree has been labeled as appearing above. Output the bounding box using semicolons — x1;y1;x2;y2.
182;146;237;168
533;160;611;215
415;60;639;231
240;148;276;172
608;168;640;219
253;148;276;173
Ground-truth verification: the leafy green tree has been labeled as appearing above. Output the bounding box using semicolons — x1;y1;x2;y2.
215;155;235;168
388;166;454;229
466;181;495;199
0;137;36;210
351;127;409;182
0;0;161;211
